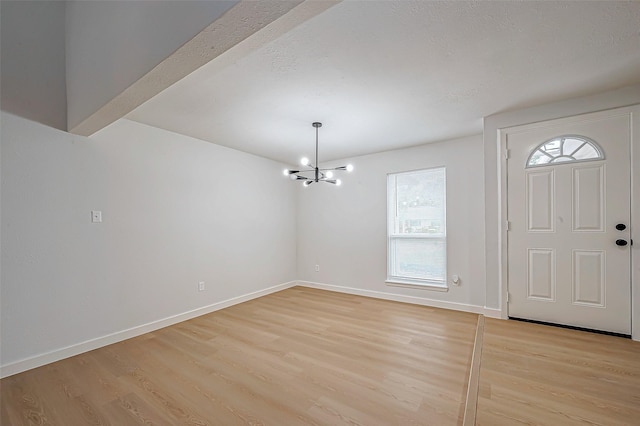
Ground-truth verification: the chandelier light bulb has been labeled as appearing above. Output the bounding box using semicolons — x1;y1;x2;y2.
301;157;310;166
326;171;334;179
283;169;290;176
289;173;298;180
346;164;354;172
336;179;342;186
303;180;311;187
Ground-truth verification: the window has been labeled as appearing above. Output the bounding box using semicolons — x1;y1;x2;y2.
387;167;446;289
526;135;604;167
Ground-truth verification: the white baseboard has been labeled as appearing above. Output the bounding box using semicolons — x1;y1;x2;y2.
482;307;503;319
297;280;492;316
0;281;297;378
2;280;503;378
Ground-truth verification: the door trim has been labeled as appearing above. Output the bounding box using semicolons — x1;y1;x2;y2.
497;105;638;338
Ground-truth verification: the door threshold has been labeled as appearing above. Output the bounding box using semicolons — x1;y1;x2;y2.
508;317;631;339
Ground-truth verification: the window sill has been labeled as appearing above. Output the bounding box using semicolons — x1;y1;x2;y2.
385;280;449;292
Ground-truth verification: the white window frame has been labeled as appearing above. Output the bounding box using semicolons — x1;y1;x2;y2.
386;167;447;291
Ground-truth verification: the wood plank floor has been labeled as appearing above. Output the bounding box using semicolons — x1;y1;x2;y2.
476;318;640;426
1;287;478;425
5;287;639;425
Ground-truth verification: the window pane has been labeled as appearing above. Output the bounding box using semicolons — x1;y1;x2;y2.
562;138;585;156
390;238;445;282
527;136;603;167
395;169;445;235
573;144;598;160
540;140;561;156
529;149;552;166
551;156;573;163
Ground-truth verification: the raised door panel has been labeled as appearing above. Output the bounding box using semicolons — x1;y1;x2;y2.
572;250;606;307
526;170;555;232
527;249;556;301
572;165;605;232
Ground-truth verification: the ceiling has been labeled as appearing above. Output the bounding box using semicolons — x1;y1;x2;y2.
126;1;640;165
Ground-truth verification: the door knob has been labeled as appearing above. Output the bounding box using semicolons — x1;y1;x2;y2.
615;224;627;231
616;239;628;246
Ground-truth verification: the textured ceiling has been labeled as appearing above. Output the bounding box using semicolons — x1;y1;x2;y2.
127;1;640;164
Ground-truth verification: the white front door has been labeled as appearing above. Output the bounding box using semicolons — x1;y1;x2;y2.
506;108;632;335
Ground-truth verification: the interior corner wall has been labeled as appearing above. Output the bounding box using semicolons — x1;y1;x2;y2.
0;113;297;373
65;0;238;131
296;135;487;311
0;1;67;130
483;84;640;314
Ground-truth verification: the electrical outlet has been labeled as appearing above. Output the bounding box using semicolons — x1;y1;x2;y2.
91;210;102;223
315;265;320;272
198;281;205;291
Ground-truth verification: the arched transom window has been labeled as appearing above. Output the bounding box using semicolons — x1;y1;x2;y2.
526;135;604;168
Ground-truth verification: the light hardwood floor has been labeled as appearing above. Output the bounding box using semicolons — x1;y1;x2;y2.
476;318;640;426
4;287;639;425
1;287;478;425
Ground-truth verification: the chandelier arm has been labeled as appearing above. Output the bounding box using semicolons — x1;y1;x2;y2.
293;174;310;180
294;166;316;173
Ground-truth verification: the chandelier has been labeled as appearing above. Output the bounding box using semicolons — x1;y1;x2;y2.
283;122;353;186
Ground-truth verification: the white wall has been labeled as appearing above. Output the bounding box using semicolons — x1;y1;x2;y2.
0;113;297;375
483;84;640;338
0;1;67;130
65;0;238;130
297;135;488;312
